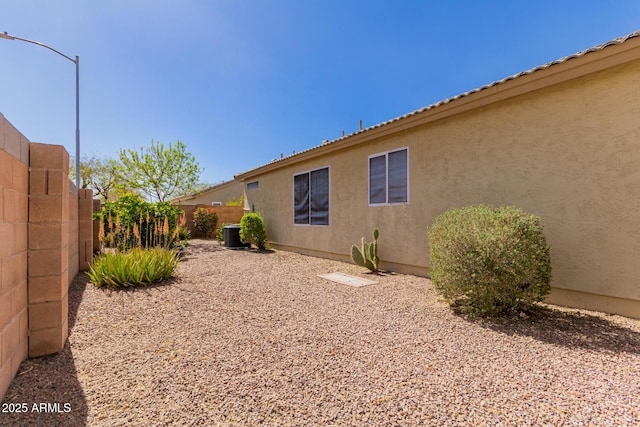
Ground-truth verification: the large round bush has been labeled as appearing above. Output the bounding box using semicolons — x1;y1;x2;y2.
427;205;551;316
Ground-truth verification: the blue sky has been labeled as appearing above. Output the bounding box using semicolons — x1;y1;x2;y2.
1;1;639;186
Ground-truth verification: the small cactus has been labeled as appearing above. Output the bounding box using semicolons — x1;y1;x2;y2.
351;229;380;273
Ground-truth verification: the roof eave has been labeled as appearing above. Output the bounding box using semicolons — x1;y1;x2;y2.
169;179;240;204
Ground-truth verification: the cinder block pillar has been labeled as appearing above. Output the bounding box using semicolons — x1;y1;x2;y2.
78;188;94;271
28;143;69;357
92;198;101;254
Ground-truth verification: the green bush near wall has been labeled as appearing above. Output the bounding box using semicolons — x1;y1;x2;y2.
239;212;268;251
427;205;552;316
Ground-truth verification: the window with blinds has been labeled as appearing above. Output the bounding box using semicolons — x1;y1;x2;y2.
368;148;408;205
294;167;329;225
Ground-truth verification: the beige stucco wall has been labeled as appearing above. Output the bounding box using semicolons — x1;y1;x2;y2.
243;59;640;318
173;180;244;206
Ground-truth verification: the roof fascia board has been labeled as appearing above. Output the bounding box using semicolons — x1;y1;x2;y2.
236;35;640;180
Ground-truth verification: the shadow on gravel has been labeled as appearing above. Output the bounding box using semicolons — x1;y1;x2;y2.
466;307;640;355
1;273;90;427
246;248;276;255
178;239;226;262
96;276;180;294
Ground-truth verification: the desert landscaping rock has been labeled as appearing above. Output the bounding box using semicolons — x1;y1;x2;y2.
2;239;639;426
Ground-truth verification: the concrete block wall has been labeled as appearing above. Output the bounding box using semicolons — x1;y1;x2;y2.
0;115;30;402
0;113;94;400
68;182;79;285
28;143;71;358
92;199;101;253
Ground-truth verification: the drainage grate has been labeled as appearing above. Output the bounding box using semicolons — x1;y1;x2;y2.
318;272;377;287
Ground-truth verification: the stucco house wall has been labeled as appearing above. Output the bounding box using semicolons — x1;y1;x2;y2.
237;34;640;318
171;180;244;207
170;180;246;237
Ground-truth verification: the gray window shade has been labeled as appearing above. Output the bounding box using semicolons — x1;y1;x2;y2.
310;168;329;225
369;155;386;204
388;149;408;203
369;148;408;205
294;173;309;224
294;167;329;225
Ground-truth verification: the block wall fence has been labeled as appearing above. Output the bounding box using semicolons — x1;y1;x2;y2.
0;114;93;400
175;204;245;238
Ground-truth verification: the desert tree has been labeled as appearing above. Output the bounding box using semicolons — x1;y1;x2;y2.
117;139;202;202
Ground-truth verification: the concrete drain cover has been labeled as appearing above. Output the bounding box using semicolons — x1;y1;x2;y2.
318;272;377;287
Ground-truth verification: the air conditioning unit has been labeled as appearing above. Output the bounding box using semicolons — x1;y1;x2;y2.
211;202;223;206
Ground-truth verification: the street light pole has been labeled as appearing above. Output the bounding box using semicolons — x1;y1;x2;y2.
1;31;80;188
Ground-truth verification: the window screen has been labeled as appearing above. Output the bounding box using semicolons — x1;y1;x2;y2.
369;148;408;205
294;167;329;225
310;168;329;225
388;149;408;203
369;155;387;204
294;173;310;224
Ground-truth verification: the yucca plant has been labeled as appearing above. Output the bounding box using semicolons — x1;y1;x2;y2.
88;248;179;288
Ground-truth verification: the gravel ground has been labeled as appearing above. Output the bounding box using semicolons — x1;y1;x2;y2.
2;239;639;426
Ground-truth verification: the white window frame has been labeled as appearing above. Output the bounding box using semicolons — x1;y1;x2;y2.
293;166;330;226
368;147;409;206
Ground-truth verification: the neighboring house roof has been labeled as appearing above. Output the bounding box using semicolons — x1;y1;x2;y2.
236;30;640;180
170;179;238;204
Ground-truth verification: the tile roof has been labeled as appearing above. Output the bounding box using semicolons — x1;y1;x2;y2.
236;30;640;178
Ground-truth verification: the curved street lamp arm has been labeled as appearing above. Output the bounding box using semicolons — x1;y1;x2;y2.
1;31;81;188
1;32;77;64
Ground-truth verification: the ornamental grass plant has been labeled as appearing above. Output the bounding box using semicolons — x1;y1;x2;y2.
88;248;179;288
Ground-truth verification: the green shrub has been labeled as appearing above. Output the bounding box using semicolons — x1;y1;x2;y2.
427;205;551;316
239;212;268;251
216;223;231;243
193;207;218;237
88;248;179;288
172;227;190;254
178;226;190;241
